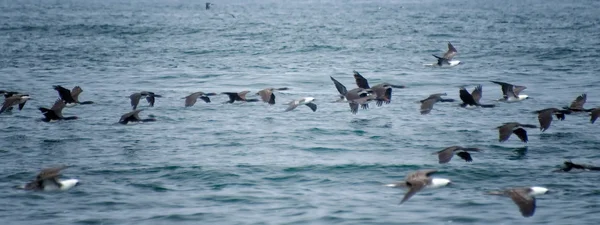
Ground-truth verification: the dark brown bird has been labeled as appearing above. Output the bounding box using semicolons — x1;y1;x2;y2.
22;166;79;191
69;86;94;105
459;85;495;108
353;70;405;106
419;93;455;115
38;99;78;122
497;122;537;142
562;93;587;111
433;146;482;164
384;169;451;204
221;91;259;103
554;160;600;172
330;76;376;114
488;187;549;218
534;108;570;132
119;109;156;124
590;108;600;124
130;91;162;110
0;94;31;114
432;42;458;66
184;92;217;107
256;88;289;105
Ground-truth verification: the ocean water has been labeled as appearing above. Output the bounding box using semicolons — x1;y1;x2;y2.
1;0;600;224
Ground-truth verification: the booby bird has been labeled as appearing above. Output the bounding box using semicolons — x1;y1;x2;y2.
256;88;289;105
496;122;537;142
119;109;156;124
384;169;451;204
206;2;212;10
433;146;482;164
563;94;588;112
330;76;376;114
38;99;78;122
184;92;217;107
554;160;600;172
0;94;31;114
221;91;259;103
590;108;600;124
432;42;460;66
419;93;455;115
285;97;317;112
20;166;80;191
534;108;570;132
459;85;495;108
490;81;529;102
130;91;162;110
487;187;549;217
353;70;405;106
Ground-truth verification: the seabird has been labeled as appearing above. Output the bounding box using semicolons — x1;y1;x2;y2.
563;94;588;112
285;97;317;112
554;160;600;172
590;108;600;124
119;109;156;124
384;169;451;204
432;42;460;66
433;146;482;164
459;85;495;108
53;85;77;105
353;70;405;106
184;92;217;107
0;94;31;114
497;122;537;142
419;93;455;115
38;99;78;122
534;108;570;132
490;81;529;102
206;2;212;10
221;91;259;103
256;87;289;105
487;187;549;217
69;86;94;105
20;166;80;191
130;91;162;110
330;76;376;114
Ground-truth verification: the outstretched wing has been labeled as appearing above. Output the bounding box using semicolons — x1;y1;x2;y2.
443;42;457;60
512;128;529;143
569;94;586;110
353;71;370;89
471;85;482;103
71;86;83;102
330;76;348;96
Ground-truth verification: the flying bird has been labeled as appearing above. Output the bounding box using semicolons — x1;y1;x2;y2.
534;108;570;132
459;85;495;108
487;187;549;217
562;94;589;112
0;94;31;114
419;93;455;115
384;169;451;204
38;99;78;122
490;81;529;102
496;122;537;142
119;109;156;124
330;76;376;114
285;97;317;112
256;87;289;105
590;108;600;124
432;42;460;66
353;70;405;106
554;160;600;172
221;91;259;103
184;92;217;107
433;146;482;164
130;91;162;110
20;166;80;191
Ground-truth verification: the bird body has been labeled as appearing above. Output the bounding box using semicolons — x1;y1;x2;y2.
433;146;481;164
0;94;31;114
21;166;79;191
184;92;217;107
432;42;460;67
490;81;529;102
257;87;289;105
488;187;549;217
497;122;537;142
535;108;570;132
39;99;78;122
222;91;259;103
119;109;156;124
285;97;317;112
385;169;451;204
130;91;161;109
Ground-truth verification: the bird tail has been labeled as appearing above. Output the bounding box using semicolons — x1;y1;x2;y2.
275;87;289;91
79;101;94;105
440;98;455;102
478;104;495;108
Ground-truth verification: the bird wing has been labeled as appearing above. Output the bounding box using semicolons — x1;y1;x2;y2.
512;128;529;143
420;98;438;115
436;147;457;164
50;99;66;117
36;166;67;180
146;96;155;107
498;124;515;142
353;71;370;89
349;102;359;114
0;96;19;113
471;85;483;103
512;85;527;96
508;189;536;217
569;94;586;109
400;182;425;204
284;103;299;112
456;152;473;162
54;85;76;103
305;102;317;112
443;42;457;60
238;91;251;100
537;110;553;132
591;108;600;124
459;88;477;106
185;93;199;107
490;81;512;98
258;89;273;103
71;86;83;102
130;93;141;109
330;76;348;96
119;109;143;124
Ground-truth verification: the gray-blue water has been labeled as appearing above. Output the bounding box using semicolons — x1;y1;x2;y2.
1;0;600;224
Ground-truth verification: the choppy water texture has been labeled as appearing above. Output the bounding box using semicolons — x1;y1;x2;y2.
2;0;600;224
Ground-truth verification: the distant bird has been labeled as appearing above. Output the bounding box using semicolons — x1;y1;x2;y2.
487;187;549;217
184;92;217;107
119;109;156;124
130;91;161;110
353;70;405;106
0;94;31;114
69;86;94;105
20;166;80;191
419;93;455;115
285;97;317;112
206;2;212;10
384;169;451;204
53;85;77;105
497;122;537;142
459;85;495;108
38;99;78;122
590;108;600;124
330;76;376;114
534;108;570;132
221;91;259;103
256;87;289;105
490;81;529;102
432;42;460;66
554;160;600;172
433;146;482;164
563;94;588;112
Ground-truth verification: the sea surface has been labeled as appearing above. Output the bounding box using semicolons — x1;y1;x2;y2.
1;0;600;224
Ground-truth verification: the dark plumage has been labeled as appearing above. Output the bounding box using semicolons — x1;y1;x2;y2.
130;91;161;109
419;93;455;115
432;42;458;66
497;122;537;142
222;91;259;103
353;70;405;106
119;109;156;124
459;85;495;108
184;92;217;107
433;146;481;164
38;99;78;122
330;76;376;114
534;108;570;132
